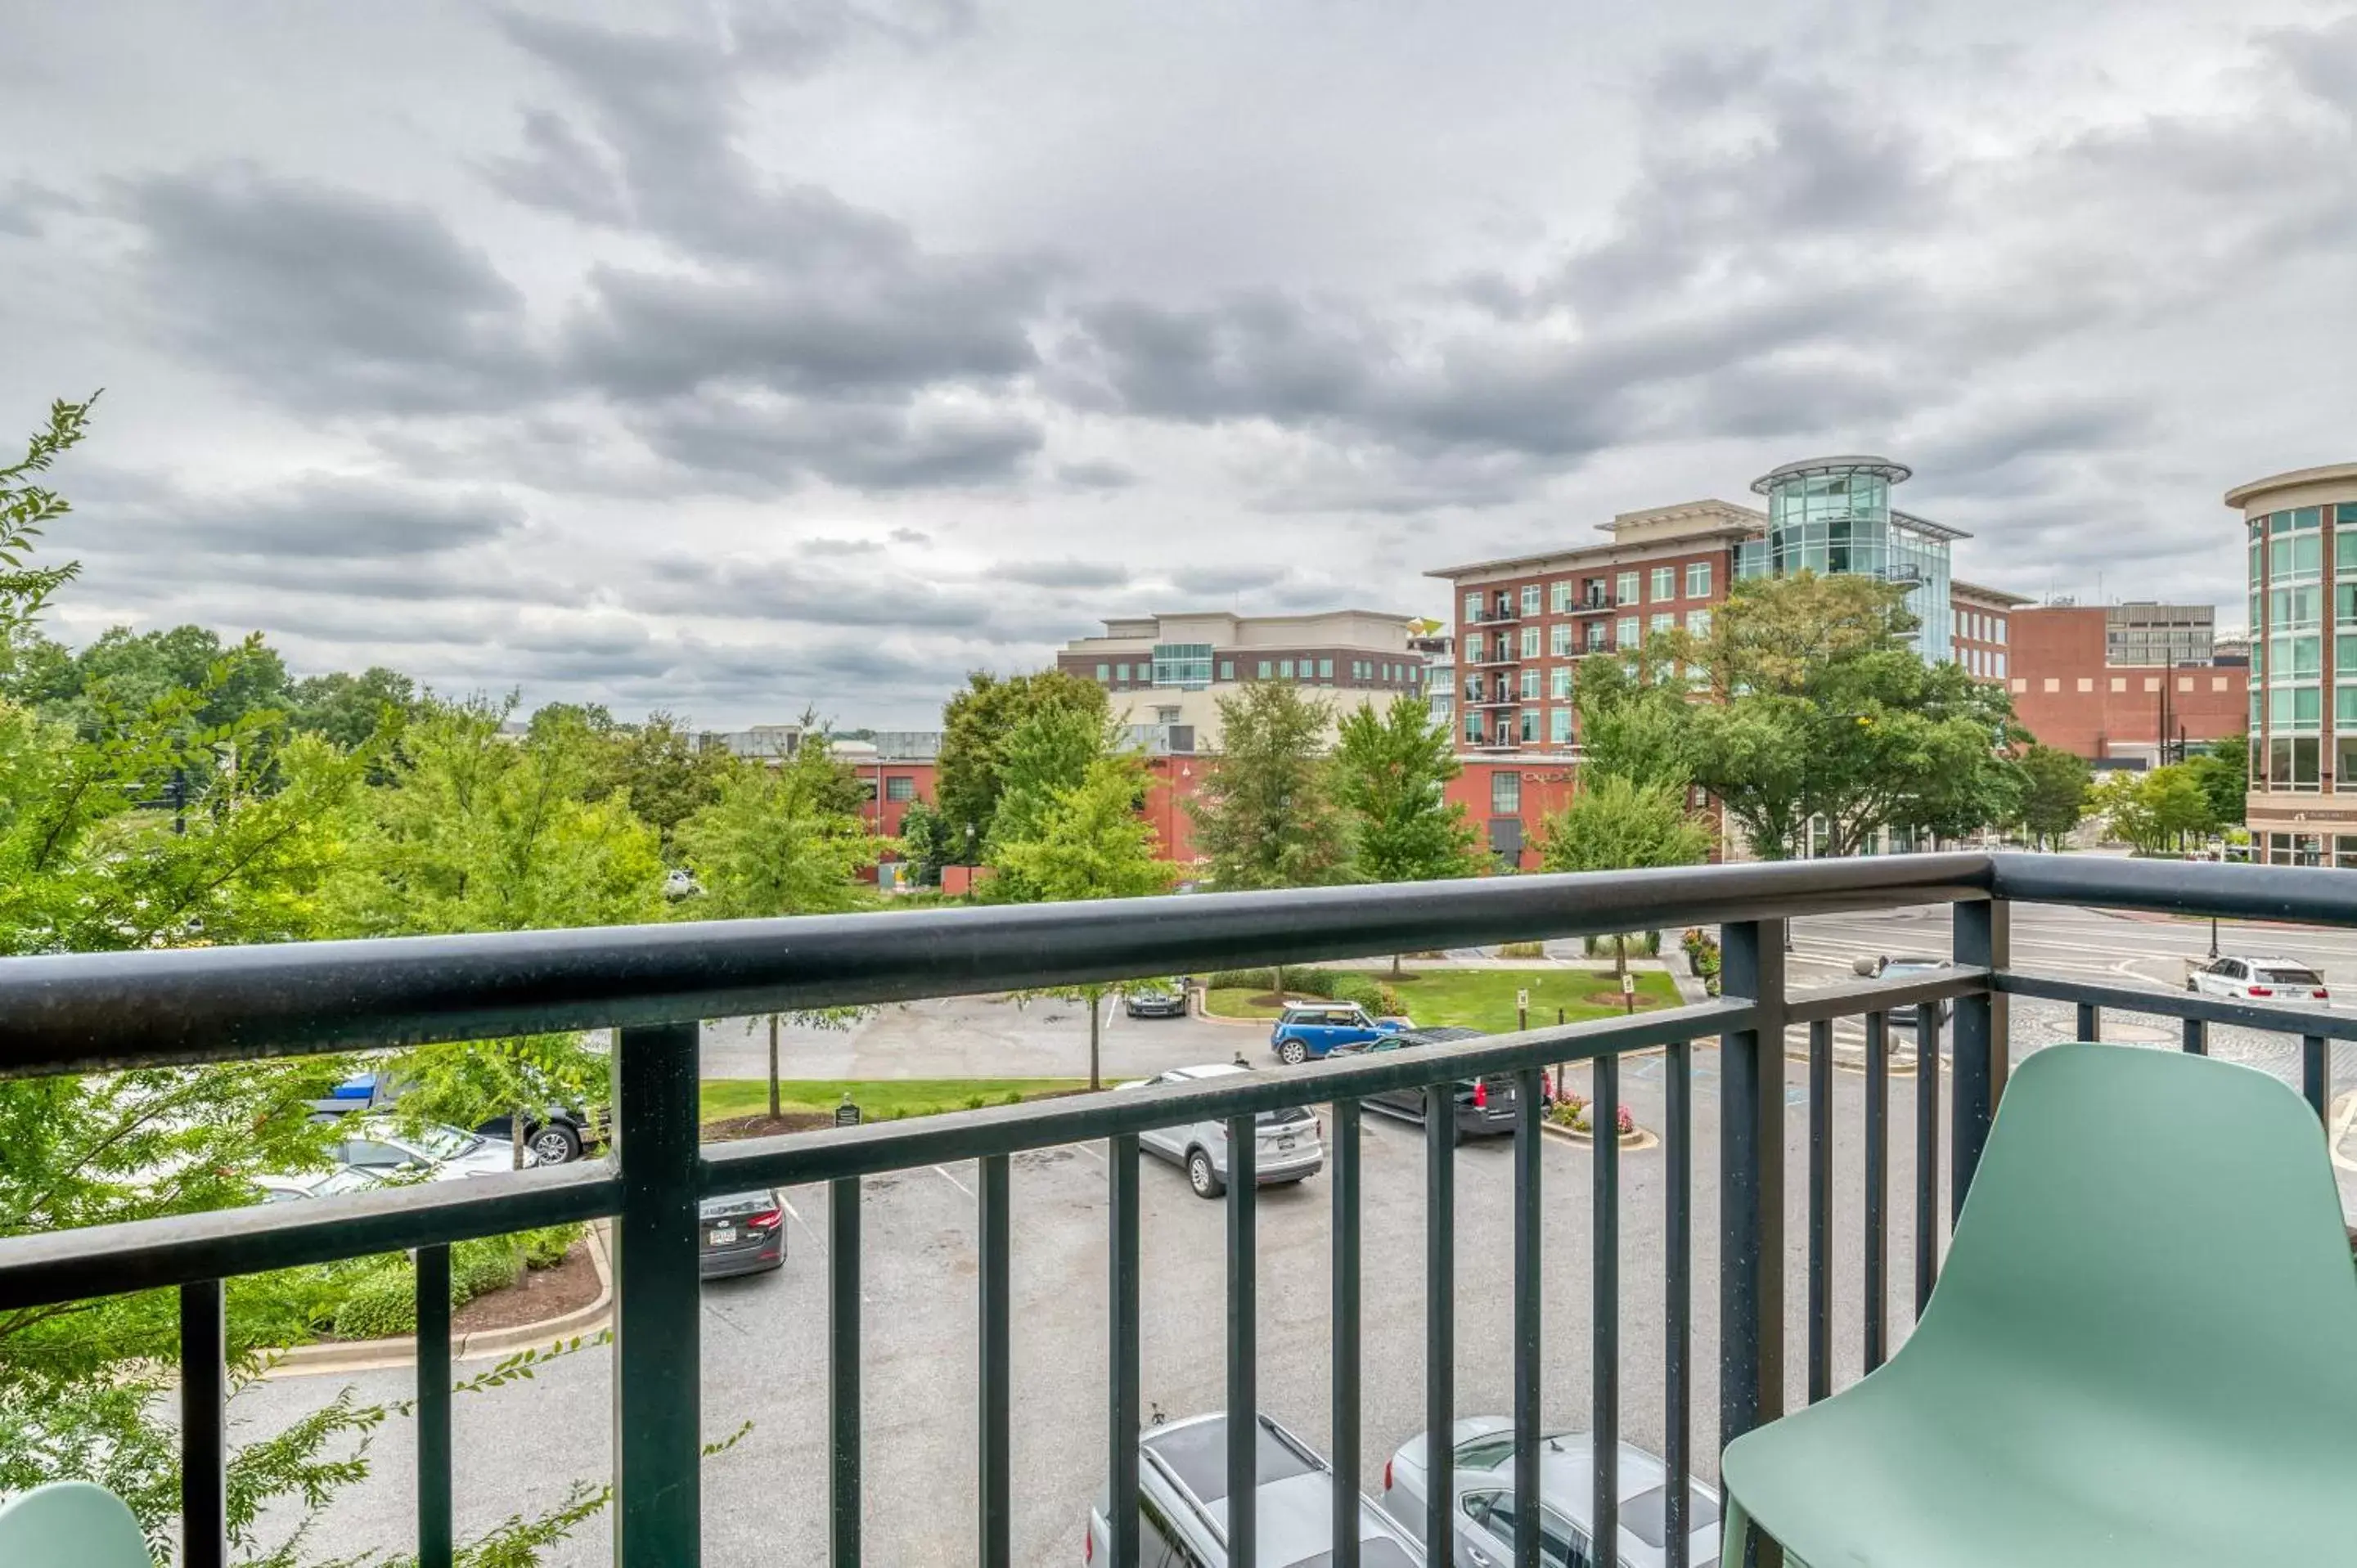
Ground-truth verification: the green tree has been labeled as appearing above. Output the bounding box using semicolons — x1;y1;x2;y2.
609;710;728;853
936;669;1109;860
678;735;877;1118
286;666;418;752
1572;654;1695;789
1668;574;2024;857
65;623;291;739
988;754;1177;1087
987;703;1115;880
1331;695;1478;974
2183;734;2247;831
1535;773;1712;982
2016;744;2094;849
895;797;956;887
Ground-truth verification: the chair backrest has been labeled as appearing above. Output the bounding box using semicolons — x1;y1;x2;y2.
0;1480;152;1566
1903;1044;2357;1435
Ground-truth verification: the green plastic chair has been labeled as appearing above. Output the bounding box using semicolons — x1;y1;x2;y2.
1720;1043;2357;1566
0;1480;151;1566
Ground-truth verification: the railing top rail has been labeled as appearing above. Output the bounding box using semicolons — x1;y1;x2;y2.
0;855;1990;1077
1989;853;2357;928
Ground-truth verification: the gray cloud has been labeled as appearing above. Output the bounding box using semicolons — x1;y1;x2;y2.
83;470;528;559
1053;459;1138;490
1000;559;1130;589
631;551;1080;641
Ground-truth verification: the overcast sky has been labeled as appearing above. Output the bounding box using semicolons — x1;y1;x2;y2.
5;1;2353;727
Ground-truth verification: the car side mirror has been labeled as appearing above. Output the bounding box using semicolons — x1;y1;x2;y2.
1851;957;1879;977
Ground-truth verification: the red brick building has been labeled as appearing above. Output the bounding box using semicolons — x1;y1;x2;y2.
2005;604;2247;764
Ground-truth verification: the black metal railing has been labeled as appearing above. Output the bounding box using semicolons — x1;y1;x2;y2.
0;855;2348;1568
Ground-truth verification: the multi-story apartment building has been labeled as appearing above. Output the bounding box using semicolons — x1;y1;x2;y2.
1056;609;1424;749
2227;461;2357;865
1427;456;2019;757
2004;604;2246;767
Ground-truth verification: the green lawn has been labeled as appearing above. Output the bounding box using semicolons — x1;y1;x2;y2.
1205;968;1685;1031
699;1077;1088;1125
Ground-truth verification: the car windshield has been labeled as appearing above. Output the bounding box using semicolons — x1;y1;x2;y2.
1143;1417;1314;1504
2259;966;2325;986
1290;1543;1419;1568
394;1123;480;1160
1618;1482;1720;1548
1258;1106;1315;1127
315;1168;381;1197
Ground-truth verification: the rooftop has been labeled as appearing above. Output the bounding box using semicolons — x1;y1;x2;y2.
2224;461;2357;508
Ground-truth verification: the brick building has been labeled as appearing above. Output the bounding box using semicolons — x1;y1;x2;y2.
2004;604;2247;766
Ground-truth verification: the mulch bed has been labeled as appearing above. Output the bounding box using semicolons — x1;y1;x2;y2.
451;1241;600;1336
703;1110;833;1142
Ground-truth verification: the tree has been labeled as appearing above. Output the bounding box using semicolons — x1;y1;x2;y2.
286;666;419;752
936;669;1109;860
1667;574;2025;857
678;735;877;1118
986;703;1116;884
1572;654;1695;790
895;797;956;887
1535;773;1712;982
1331;695;1478;973
609;710;728;853
2183;734;2247;831
2016;744;2094;849
987;754;1177;1087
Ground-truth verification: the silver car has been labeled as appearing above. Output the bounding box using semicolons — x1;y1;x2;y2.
1119;1063;1324;1199
1087;1411;1424;1566
1383;1417;1721;1567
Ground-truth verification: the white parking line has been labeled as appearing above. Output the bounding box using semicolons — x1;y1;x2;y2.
778;1193;825;1256
933;1162;974;1198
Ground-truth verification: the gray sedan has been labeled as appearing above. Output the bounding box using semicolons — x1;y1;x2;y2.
699;1190;786;1279
1383;1417;1721;1567
1118;1063;1324;1198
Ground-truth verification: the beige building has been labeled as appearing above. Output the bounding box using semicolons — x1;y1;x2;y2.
2226;461;2357;865
1055;609;1424;750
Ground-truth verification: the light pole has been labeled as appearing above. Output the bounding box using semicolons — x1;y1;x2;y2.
2208;915;2220;960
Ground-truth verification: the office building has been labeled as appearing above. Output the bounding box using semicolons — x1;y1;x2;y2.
2006;604;2246;766
2226;461;2357;865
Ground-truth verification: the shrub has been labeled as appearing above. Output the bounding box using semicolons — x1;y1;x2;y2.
965;1094;987;1110
1376;982;1406;1018
1498;941;1545;959
1549;1098;1589;1133
1207;968;1345;999
331;1269;416;1341
518;1224;584;1272
1001;1090;1024;1106
453;1238;523;1298
1328;974;1386;1013
1617;1104;1636;1137
1207;968;1274;991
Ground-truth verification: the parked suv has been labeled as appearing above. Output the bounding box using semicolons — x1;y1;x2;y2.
1118;1063;1324;1198
1383;1417;1721;1568
1086;1411;1424;1566
1124;981;1188;1019
2188;955;2331;1005
1270;1002;1406;1065
1332;1027;1536;1141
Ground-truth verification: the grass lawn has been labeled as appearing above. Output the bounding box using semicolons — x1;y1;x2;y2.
699;1077;1087;1125
1204;968;1685;1031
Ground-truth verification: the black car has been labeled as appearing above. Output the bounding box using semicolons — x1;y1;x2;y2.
1334;1026;1535;1140
699;1190;786;1279
475;1107;609;1166
1124;981;1188;1018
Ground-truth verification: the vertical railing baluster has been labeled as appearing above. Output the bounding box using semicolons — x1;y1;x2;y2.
1719;919;1786;1568
1424;1083;1455;1563
1663;1039;1692;1568
1950;899;2006;1217
2303;1036;2329;1123
613;1021;703;1568
2076;1001;2101;1041
1331;1100;1362;1568
416;1242;452;1568
1227;1113;1258;1568
1108;1134;1140;1568
2183;1018;2207;1055
1806;1020;1830;1405
830;1177;862;1568
180;1278;225;1568
1511;1071;1542;1568
1863;1013;1889;1373
1914;1009;1941;1319
978;1155;1011;1568
1590;1054;1619;1564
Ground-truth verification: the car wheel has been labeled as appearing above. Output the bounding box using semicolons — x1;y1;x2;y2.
529;1125;582;1165
1278;1040;1309;1066
1186;1148;1223;1199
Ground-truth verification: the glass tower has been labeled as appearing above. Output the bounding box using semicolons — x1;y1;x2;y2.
1734;456;1960;662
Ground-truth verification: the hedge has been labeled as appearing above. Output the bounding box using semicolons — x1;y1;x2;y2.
1204;968;1344;999
326;1226;580;1341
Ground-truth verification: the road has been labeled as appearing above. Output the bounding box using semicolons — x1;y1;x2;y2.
229;902;2357;1566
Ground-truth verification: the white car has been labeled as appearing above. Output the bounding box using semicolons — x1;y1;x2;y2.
1383;1417;1721;1568
2186;955;2331;1006
1115;1063;1323;1199
319;1117;538;1179
252;1166;385;1203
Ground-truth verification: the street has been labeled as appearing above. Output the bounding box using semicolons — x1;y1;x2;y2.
231;900;2357;1566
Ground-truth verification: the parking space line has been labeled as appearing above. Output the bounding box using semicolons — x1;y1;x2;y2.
933;1163;974;1199
778;1193;825;1256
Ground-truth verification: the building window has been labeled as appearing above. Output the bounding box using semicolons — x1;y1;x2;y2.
1275;659;1291;678
1319;658;1334;680
1256;660;1272;679
1466;715;1486;744
1686;561;1711;598
1550;666;1572;699
1219;659;1235;681
1520;667;1541;700
1518;709;1541;744
1550;624;1572;657
1550;580;1572;613
1995;618;2006;645
1521;626;1541;658
1095;663;1109;681
1465;633;1483;663
1995;652;2006;678
1550;707;1573;744
1651;613;1675;636
885;776;915;802
1515;584;1538;618
1464;592;1482;622
1651;566;1676;602
1116;663;1131;682
1492;771;1521;815
1686;609;1711;638
1586;627;1608;652
1617;570;1640;604
1617;616;1640;649
1151;642;1215;689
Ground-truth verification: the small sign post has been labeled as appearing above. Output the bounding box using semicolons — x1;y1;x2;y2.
834;1092;862;1128
1516;988;1530;1031
1622;971;1636;1016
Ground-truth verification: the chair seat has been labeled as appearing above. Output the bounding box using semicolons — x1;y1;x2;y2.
0;1480;152;1566
1723;1361;2357;1567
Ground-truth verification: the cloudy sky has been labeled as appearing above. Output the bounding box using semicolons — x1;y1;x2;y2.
5;1;2354;726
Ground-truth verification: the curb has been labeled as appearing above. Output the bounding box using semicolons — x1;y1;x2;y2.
1540;1120;1660;1153
263;1222;614;1381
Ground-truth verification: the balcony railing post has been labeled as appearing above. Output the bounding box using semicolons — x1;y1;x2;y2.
1718;915;1785;1568
611;1021;704;1568
1950;896;2008;1214
179;1278;226;1568
416;1242;453;1568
